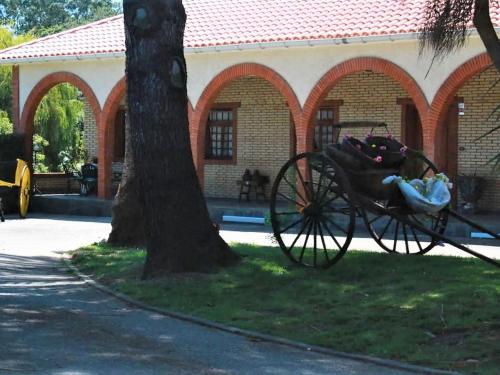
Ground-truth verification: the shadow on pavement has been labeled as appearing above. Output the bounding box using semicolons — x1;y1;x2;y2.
0;252;420;375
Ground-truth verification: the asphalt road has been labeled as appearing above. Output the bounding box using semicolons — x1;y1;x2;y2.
0;214;453;374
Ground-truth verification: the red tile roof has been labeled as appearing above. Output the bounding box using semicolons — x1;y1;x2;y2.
1;0;498;62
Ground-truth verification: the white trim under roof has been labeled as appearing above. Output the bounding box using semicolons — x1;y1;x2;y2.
0;51;125;65
0;32;421;65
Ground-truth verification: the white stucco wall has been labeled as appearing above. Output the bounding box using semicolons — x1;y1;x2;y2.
16;36;488;119
19;57;125;113
186;37;487;108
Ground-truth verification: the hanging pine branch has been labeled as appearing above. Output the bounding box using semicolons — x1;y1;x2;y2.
420;0;474;58
420;0;500;71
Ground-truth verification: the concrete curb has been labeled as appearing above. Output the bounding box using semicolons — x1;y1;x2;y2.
62;257;461;375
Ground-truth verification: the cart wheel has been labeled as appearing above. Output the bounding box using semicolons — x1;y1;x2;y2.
363;150;448;255
18;167;30;218
270;152;355;268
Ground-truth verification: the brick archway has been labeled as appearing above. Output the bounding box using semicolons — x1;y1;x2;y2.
100;77;196;198
191;63;302;187
20;72;101;168
302;57;428;153
428;53;491;162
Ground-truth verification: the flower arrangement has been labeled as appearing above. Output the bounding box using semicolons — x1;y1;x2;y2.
341;131;408;169
364;133;407;169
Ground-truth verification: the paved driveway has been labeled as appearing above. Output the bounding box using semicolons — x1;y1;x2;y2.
0;214;449;374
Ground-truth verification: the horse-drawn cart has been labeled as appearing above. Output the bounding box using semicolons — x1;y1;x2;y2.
0;159;31;221
270;122;499;268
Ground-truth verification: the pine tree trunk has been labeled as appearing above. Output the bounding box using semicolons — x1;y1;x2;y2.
473;0;500;72
123;0;240;278
108;113;146;246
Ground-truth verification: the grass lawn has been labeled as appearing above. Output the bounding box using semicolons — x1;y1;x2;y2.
71;242;500;374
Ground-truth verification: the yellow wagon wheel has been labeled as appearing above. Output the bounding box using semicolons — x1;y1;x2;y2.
18;167;30;218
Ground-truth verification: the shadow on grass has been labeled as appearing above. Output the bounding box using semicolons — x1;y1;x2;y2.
72;243;500;374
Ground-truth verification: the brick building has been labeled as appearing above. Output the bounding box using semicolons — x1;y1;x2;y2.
0;0;499;210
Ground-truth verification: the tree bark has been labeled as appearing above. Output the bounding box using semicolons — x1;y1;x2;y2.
123;0;240;278
473;0;500;72
108;112;146;246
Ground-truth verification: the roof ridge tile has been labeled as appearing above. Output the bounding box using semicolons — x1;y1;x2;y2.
0;0;497;62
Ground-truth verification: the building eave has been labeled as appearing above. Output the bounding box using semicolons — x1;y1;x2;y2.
0;28;496;66
0;51;125;66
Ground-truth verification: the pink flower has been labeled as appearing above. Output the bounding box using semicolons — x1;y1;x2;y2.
366;132;373;138
374;156;383;163
386;133;393;140
400;146;408;154
379;145;387;151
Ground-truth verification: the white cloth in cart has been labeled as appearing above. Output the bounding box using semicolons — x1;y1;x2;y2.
382;173;452;214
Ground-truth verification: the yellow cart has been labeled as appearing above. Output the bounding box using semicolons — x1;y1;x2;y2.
0;159;31;221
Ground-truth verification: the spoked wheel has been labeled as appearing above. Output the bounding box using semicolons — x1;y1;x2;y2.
270;152;356;268
18;167;30;218
362;150;448;255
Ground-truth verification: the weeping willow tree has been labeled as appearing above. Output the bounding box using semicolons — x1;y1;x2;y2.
0;110;13;134
0;27;32;131
420;0;500;169
0;28;17;121
34;83;85;172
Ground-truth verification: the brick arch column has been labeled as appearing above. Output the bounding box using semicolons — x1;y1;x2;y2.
100;77;126;198
191;63;302;188
20;72;101;170
302;57;429;154
428;53;491;163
